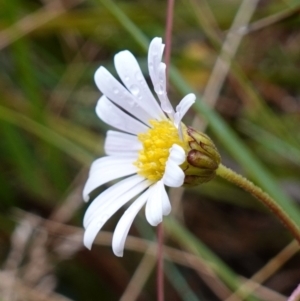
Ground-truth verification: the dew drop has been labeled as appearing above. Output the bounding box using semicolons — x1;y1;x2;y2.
135;71;143;81
113;87;119;94
155;85;164;95
98;214;109;226
124;75;130;82
130;85;140;96
97;221;104;227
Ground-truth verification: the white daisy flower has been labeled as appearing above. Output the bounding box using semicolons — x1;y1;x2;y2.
83;37;196;257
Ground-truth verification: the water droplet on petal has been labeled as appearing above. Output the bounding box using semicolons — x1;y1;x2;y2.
155;85;164;95
98;214;109;226
113;87;119;94
130;85;140;96
124;76;129;81
97;221;104;227
135;72;143;81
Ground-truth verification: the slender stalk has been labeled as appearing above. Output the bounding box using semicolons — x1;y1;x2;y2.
156;1;175;301
216;164;300;244
157;223;164;301
164;0;175;83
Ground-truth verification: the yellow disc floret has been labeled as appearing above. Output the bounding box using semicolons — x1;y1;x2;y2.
135;119;187;181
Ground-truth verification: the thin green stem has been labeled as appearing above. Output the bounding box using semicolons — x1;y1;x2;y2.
216;164;300;245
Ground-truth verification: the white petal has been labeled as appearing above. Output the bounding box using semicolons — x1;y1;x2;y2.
83;178;151;249
104;130;142;156
83;174;146;228
161;185;171;216
94;66;152;125
174;93;196;128
162;144;185;187
148;37;164;85
89;155;136;175
112;189;150;257
114;50;165;120
168;144;186;164
83;156;137;202
145;182;164;226
162;162;185;187
148;38;175;117
96;96;149;135
156;63;174;115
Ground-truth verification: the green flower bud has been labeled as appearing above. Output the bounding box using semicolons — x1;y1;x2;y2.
182;127;221;186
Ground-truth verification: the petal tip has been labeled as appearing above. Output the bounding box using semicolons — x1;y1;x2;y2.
83;238;93;250
113;250;124;257
94;66;105;82
83;195;90;203
151;37;163;46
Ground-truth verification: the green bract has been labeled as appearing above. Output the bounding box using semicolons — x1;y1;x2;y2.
182;127;221;186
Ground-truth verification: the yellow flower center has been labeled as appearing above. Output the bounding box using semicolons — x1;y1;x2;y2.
134;119;187;181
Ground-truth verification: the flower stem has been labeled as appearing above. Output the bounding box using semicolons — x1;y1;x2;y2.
157;223;164;301
157;1;174;300
216;163;300;244
164;0;174;84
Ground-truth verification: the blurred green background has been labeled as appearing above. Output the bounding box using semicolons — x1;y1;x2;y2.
1;0;300;300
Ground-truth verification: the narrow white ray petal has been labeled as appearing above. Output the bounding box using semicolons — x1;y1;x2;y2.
162;144;185;187
156;63;175;117
162;161;185;187
162;162;185;187
89;155;136;175
114;51;165;120
167;144;186;165
94;66;152;125
148;38;175;117
83;158;137;202
174;93;196;127
96;96;149;135
148;37;164;85
83;174;146;228
112;189;150;257
83;179;151;249
155;63;166;96
152;63;174;117
160;182;171;216
145;182;163;226
104;130;142;156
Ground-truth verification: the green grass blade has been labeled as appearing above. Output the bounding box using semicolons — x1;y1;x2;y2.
0;105;94;165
